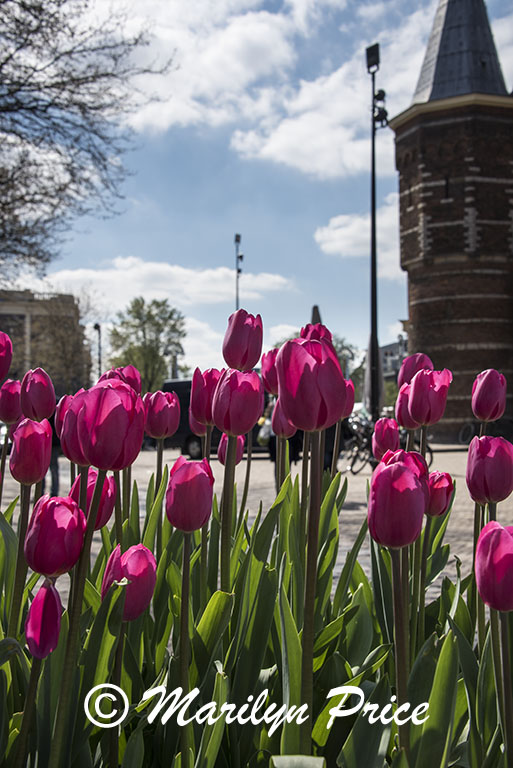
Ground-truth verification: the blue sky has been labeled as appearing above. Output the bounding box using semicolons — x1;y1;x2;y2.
27;0;513;371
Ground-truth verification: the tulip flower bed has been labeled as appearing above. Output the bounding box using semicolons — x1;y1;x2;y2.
1;319;513;768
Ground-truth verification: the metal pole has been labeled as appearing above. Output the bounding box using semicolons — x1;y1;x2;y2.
94;323;101;378
370;68;380;422
234;233;241;311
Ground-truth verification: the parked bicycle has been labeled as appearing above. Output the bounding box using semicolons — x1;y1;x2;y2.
458;416;513;445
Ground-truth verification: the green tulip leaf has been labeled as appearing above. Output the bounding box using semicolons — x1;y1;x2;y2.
194;668;229;768
336;676;392;768
333;518;368;615
142;464;168;552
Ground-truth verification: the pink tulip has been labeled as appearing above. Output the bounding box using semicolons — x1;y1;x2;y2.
272;398;297;439
54;393;77;439
143;391;180;439
397;353;434;388
427;471;454;517
0;379;21;425
380;448;429;504
276;339;347;432
9;418;52;485
25;581;62;659
261;349;279;396
300;323;333;344
341;379;355;420
212;369;264;436
98;364;142;394
472;369;507;423
189;407;207;437
101;544;156;621
218;433;245;465
475;521;513;611
0;332;13;381
69;468;116;530
59;390;89;466
372;417;400;461
395;383;421;430
25;494;86;577
166;456;214;532
408;368;452;426
190;368;223;426
368;462;426;548
466;436;513;505
76;381;145;471
20;367;56;421
222;309;263;371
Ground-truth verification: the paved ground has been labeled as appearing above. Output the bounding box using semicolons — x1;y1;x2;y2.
4;443;512;598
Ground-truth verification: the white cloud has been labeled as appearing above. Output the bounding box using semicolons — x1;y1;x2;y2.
183;317;225;370
314;192;404;281
267;323;300;346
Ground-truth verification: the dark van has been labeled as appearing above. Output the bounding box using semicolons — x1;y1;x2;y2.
161;379;266;458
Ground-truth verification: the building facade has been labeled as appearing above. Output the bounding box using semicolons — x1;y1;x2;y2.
389;0;513;437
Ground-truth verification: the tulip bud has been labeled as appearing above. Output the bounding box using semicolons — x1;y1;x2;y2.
427;471;454;517
300;323;333;344
101;544;156;621
76;381;145;471
222;309;263;371
395;383;421;430
408;368;452;426
341;379;355;420
272;398;297;439
189;407;207;437
276;339;347;432
397;353;434;388
98;364;142;394
0;379;21;425
212;369;264;436
69;468;116;530
25;580;62;659
471;369;507;423
380;448;429;505
9;418;52;485
59;390;89;466
0;332;13;381
54;393;76;439
218;433;245;465
166;456;214;532
466;436;513;505
190;367;223;426
475;521;513;612
20;368;56;421
368;462;426;548
25;495;86;577
261;349;279;396
372;417;400;461
143;391;180;439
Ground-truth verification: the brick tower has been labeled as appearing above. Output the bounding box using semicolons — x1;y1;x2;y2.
389;0;513;439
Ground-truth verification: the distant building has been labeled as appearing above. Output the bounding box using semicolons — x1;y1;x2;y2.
389;0;513;437
381;335;408;382
0;289;91;395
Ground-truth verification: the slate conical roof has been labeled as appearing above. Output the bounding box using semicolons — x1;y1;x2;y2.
413;0;508;103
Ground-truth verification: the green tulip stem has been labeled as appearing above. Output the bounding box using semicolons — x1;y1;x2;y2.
275;435;282;492
33;479;43;505
331;419;342;479
299;431;310;567
405;429;416;453
417;515;432;652
419;425;427;458
390;547;410;757
488;501;497;523
409;535;422;663
401;545;410;674
490;608;506;741
319;428;326;477
113;470;123;552
180;533;193;767
13;655;42;768
122;465;131;522
500;611;513;766
7;483;32;638
156;438;164;562
220;435;237;593
78;465;88;521
238;430;252;521
70;460;76;485
300;430;321;755
49;469;107;768
200;425;213;612
109;622;125;768
0;431;9;509
279;436;287;488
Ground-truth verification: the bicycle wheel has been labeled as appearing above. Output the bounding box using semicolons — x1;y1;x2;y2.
350;444;371;474
338;438;357;473
458;422;476;445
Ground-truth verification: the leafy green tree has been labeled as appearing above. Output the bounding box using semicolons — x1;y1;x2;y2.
109;297;186;393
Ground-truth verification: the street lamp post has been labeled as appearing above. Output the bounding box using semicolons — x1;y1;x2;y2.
366;43;388;422
93;322;102;379
234;233;244;311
